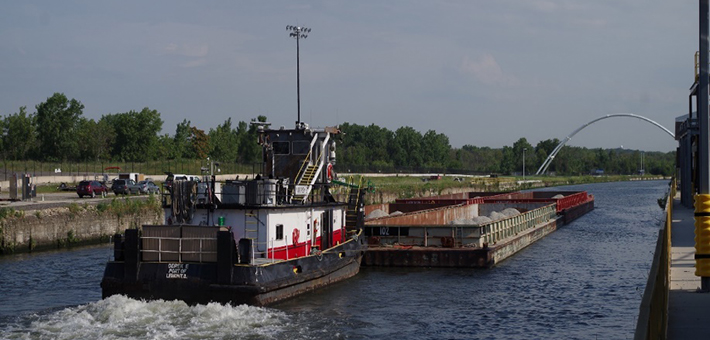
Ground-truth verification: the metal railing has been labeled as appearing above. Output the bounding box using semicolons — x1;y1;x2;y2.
141;236;218;263
480;204;557;246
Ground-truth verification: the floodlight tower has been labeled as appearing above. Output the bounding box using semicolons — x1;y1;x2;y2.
287;25;311;127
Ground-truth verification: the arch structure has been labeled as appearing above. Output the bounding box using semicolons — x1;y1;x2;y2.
535;113;675;175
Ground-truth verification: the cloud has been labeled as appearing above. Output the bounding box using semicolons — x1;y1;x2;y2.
163;43;209;58
460;54;520;87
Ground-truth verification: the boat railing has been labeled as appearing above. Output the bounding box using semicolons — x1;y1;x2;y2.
480;204;557;246
555;192;592;212
141;236;218;263
365;204;557;248
294;133;319;186
252;241;268;262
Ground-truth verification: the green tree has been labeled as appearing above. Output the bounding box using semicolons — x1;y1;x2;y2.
172;119;192;159
513;138;534;176
2;106;36;160
208;118;240;162
422;130;451;168
101;107;163;161
237;116;266;164
392;126;423;168
76;118;115;161
35;93;84;161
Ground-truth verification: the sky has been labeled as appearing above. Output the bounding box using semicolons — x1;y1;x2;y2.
0;1;698;152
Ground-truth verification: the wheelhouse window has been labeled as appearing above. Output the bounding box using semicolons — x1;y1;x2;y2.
276;224;284;240
292;141;310;155
273;141;290;155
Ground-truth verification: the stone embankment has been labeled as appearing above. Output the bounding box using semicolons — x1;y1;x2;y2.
0;198;163;254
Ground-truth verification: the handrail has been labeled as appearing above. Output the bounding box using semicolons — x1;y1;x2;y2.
294;149;313;185
295;133;319;185
479;205;557;245
141;236;217;263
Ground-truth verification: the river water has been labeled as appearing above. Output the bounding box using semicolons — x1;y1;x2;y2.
0;180;668;339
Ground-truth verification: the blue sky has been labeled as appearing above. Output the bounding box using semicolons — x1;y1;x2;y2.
0;1;696;152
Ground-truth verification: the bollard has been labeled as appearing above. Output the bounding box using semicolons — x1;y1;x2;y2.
694;194;710;291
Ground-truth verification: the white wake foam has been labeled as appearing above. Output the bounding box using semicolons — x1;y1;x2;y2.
0;295;291;340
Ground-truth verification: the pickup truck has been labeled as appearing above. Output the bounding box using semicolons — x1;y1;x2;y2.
111;179;140;195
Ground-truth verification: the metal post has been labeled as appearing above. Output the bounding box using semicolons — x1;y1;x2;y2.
287;25;311;127
699;0;710;291
523;148;527;181
296;35;301;125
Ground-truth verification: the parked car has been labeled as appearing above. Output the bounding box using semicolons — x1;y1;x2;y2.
77;180;109;198
138;180;160;195
164;173;201;192
111;179;140;195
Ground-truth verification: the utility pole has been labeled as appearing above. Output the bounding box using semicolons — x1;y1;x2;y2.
523;148;527;181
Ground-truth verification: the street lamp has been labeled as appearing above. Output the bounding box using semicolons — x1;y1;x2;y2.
523;148;527;181
286;25;311;127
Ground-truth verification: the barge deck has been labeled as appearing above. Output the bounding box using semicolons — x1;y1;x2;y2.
362;190;594;268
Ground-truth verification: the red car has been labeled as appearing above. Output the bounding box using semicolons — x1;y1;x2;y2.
77;180;109;198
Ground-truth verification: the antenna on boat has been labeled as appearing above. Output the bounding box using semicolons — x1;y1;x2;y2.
287;25;311;129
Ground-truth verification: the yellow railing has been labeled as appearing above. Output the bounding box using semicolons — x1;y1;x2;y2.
294;149;313;185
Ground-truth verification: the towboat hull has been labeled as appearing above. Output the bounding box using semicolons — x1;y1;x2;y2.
102;230;366;306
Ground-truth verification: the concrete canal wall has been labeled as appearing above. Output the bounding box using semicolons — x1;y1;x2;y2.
0;204;163;254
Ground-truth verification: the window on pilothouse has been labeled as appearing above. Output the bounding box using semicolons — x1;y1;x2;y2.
292;141;310;155
276;224;284;240
273;141;290;155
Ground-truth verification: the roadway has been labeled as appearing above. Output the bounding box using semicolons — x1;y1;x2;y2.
0;191;151;211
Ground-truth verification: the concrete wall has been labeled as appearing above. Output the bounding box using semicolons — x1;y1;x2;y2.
0;206;163;254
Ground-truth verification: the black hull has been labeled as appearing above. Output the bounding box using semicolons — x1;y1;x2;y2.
102;232;366;306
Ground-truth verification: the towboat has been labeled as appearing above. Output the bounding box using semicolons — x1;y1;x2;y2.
101;121;368;306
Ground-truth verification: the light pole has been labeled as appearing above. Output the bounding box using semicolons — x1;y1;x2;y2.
522;148;527;181
287;25;311;127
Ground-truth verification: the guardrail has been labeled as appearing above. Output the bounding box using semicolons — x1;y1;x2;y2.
480;204;557;245
634;178;674;340
483;191;591;213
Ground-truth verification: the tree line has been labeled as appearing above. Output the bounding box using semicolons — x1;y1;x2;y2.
1;93;676;176
1;93;264;165
337;123;676;176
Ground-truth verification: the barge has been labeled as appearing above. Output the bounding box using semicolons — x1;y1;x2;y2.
101;121;368;306
362;190;594;268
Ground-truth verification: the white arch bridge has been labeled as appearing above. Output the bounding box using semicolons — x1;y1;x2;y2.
535;113;675;175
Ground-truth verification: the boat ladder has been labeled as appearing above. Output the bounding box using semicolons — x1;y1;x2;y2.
345;176;366;233
244;210;267;261
293;133;330;203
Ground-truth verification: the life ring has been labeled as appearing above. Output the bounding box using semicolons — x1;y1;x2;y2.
327;163;334;180
292;228;300;244
313;219;319;234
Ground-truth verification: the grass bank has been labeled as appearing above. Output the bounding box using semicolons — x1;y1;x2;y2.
359;174;667;202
